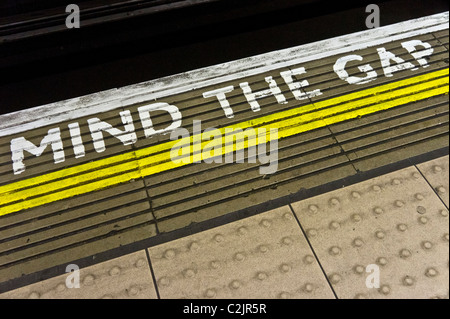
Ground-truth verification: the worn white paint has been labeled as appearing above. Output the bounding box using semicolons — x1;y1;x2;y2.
333;55;378;85
0;12;448;137
280;67;322;99
240;76;287;112
88;110;137;153
11;103;183;174
401;39;434;68
68;122;85;158
137;102;182;138
203;86;235;118
377;47;416;77
10;128;65;175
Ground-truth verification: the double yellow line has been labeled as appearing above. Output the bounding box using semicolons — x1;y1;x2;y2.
0;68;448;217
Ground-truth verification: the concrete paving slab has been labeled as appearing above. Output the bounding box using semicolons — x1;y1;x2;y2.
148;206;335;299
417;155;449;208
291;166;449;299
0;250;157;299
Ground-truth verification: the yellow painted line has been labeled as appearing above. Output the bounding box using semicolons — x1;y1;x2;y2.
0;68;448;216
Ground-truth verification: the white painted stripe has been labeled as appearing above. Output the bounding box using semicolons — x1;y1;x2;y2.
0;11;448;137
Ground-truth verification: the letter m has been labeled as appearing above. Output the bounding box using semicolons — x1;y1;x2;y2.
11;128;65;175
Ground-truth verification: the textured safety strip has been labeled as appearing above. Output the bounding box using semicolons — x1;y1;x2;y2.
0;68;447;217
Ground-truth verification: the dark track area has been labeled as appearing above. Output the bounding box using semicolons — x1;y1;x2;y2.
0;0;448;115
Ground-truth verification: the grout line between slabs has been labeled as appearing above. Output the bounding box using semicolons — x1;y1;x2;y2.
145;248;161;299
125;99;161;236
288;203;339;300
414;163;449;210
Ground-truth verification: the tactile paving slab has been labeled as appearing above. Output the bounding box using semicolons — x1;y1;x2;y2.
417;155;449;208
0;250;157;299
148;206;335;299
291;166;449;299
